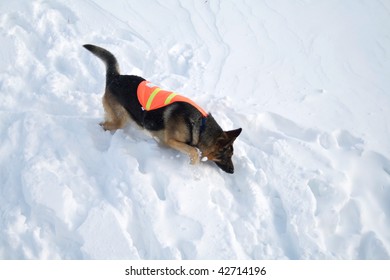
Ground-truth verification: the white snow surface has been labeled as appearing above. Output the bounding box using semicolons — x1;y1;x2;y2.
1;0;390;260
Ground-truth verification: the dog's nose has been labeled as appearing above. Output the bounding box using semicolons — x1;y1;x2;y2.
226;166;234;174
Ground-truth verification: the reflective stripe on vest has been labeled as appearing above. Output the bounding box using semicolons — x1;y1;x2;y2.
137;81;208;117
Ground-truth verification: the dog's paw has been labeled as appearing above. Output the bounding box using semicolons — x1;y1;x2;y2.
99;121;111;131
99;122;107;130
100;121;118;131
189;148;202;165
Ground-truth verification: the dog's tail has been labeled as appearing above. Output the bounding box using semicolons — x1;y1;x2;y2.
83;44;120;82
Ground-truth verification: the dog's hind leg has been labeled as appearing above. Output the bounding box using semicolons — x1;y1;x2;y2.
100;90;130;131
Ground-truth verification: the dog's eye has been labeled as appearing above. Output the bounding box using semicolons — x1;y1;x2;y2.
220;146;233;155
227;146;233;152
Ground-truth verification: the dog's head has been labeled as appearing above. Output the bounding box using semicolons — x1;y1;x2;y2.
204;128;242;174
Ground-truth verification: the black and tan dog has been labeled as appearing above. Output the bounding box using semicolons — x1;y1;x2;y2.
83;44;242;173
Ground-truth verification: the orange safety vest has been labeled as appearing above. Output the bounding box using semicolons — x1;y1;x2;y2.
137;81;208;117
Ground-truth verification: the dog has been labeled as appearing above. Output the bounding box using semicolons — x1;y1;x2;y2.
83;44;242;173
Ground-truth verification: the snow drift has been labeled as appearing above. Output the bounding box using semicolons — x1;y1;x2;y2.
0;0;389;259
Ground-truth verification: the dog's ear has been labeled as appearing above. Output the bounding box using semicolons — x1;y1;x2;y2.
225;128;242;140
219;128;242;146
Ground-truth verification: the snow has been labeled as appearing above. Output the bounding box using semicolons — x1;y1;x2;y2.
1;0;390;260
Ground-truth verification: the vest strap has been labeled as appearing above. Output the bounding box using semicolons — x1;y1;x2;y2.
146;88;161;110
164;92;177;105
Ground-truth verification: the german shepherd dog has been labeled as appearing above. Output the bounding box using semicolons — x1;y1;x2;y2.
83;44;242;173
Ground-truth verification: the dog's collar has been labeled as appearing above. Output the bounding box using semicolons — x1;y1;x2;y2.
200;116;207;135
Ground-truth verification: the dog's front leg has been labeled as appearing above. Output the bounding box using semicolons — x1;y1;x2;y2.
166;139;200;164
